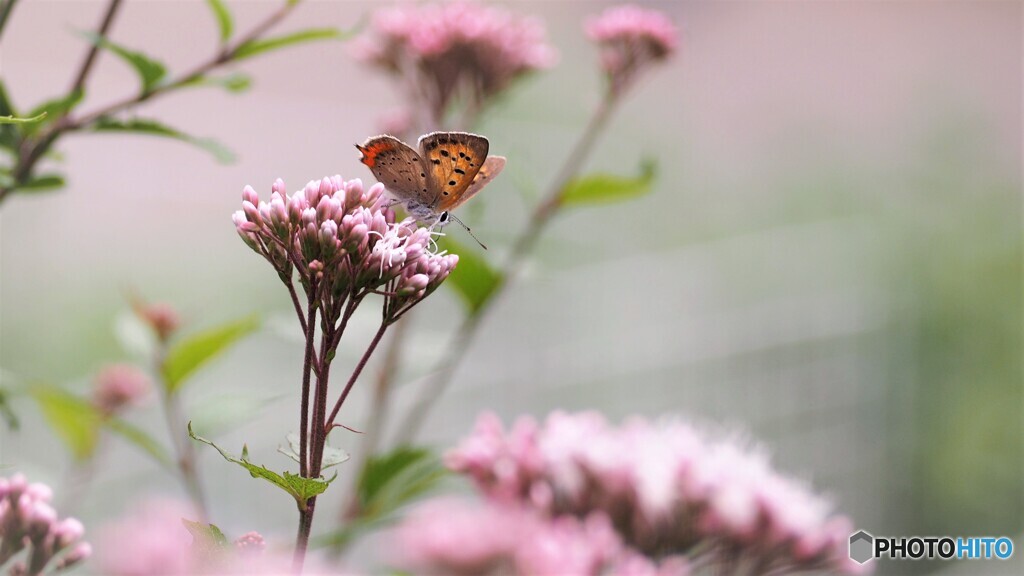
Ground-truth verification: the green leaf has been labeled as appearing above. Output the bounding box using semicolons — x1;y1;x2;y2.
189;423;334;510
161;315;259;393
278;432;350;470
0;80;16;116
92;117;235;163
182;519;230;558
79;32;167;93
0;387;19;430
205;0;233;43
437;237;502;313
560;159;657;205
181;73;252;94
106;417;174;470
356;447;446;520
0;112;46;125
13;173;65;193
26;90;84;122
233;28;347;61
31;387;102;460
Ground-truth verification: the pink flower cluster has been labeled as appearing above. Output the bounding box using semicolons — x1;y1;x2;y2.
357;2;555;129
410;411;865;575
233;176;457;322
586;5;678;96
394;499;624;576
92;364;151;417
0;474;90;575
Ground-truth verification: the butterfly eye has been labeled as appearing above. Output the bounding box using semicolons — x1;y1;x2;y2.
438;212;450;224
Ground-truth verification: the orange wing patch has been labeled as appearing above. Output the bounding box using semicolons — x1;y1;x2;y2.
418;132;489;207
356;136;404;168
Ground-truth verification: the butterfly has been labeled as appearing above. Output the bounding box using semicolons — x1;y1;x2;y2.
356;132;505;247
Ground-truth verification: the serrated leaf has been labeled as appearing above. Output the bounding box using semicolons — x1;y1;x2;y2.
233;28;347;60
278;432;350;469
560;159;657;205
189;423;334;510
92;117;235;163
161;315;259;393
205;0;233;43
437;237;502;313
79;32;167;93
14;173;65;193
356;447;446;519
106;417;174;470
31;387;102;460
0;112;46;125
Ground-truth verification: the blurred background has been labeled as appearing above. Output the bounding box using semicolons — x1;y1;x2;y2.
0;1;1020;574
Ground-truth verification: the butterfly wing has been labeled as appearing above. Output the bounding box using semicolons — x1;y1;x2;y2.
437;156;505;212
356;135;431;203
417;132;490;210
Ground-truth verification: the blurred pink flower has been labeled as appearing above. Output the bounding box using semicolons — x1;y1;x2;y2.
393;498;621;575
0;473;90;573
92;364;151;416
446;411;865;575
137;302;181;343
356;2;555;128
95;499;194;576
586;5;678;96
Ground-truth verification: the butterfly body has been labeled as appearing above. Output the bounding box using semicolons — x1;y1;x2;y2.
357;132;506;227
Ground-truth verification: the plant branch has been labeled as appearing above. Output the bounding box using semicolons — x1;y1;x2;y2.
69;0;124;94
298;290;318;478
155;346;209;519
324;319;389;435
393;93;620;444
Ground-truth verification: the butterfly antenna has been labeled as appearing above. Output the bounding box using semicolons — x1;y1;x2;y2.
447;214;488;250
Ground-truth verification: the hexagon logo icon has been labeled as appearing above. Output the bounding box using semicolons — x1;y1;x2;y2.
849;530;874;564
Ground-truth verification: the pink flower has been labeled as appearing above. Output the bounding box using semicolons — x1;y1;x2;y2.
393;498;622;576
356;2;555;128
232;175;457;324
134;301;181;342
92;364;151;416
445;411;864;574
233;531;266;555
95;499;195;576
586;5;678;96
0;474;90;573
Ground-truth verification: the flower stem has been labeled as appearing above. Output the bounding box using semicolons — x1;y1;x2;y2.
294;289;319;572
393;93;620;444
325;320;389;435
69;0;124;94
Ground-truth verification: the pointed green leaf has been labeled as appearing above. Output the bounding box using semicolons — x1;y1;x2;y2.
278;432;350;469
437;237;502;313
356;447;446;519
106;417;174;470
31;387;102;460
182;519;230;563
26;90;84;123
189;423;334;509
162;315;259;393
232;28;346;61
560;159;657;205
79;32;167;93
205;0;233;43
180;73;252;94
0;80;16;117
13;173;65;193
0;387;19;430
0;112;46;125
92;117;235;163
